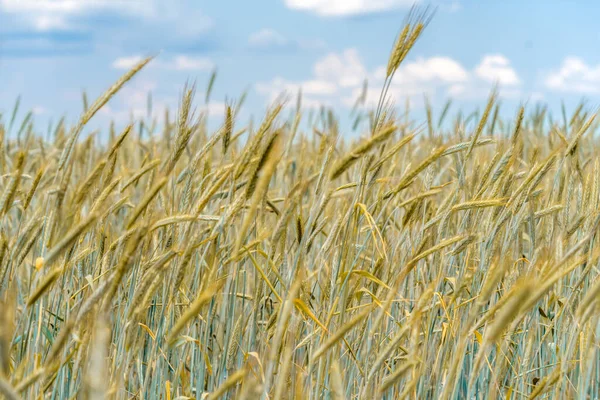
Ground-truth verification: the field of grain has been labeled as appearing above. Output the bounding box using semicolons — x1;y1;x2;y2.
1;10;600;400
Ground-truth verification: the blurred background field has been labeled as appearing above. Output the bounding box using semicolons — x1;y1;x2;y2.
2;2;600;400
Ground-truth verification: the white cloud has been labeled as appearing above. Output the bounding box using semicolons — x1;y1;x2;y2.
0;0;212;32
248;29;289;49
0;0;142;15
313;49;368;88
544;57;600;93
0;0;149;30
284;0;463;16
439;0;462;12
201;102;227;118
170;55;213;71
32;106;47;115
435;55;520;100
354;56;472;107
284;0;414;16
256;49;365;107
112;55;213;72
112;55;144;70
391;56;469;83
302;80;338;95
475;55;520;85
31;14;70;30
256;49;522;110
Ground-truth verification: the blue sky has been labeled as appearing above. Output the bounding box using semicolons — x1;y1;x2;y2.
1;0;599;135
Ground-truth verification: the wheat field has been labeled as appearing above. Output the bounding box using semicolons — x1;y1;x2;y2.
1;10;600;400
